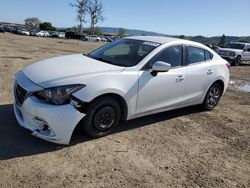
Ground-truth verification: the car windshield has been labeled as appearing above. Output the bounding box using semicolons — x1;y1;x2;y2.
87;39;160;67
225;43;245;50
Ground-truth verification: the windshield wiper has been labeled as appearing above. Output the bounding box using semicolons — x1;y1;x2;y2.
83;54;113;64
93;57;113;64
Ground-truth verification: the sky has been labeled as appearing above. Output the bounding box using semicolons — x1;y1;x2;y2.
0;0;249;37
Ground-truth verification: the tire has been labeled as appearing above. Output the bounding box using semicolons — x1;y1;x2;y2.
233;56;241;66
82;96;121;138
202;83;223;111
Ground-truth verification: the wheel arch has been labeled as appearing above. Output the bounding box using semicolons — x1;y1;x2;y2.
84;93;128;121
203;79;225;102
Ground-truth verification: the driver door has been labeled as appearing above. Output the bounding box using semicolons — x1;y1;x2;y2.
136;45;187;114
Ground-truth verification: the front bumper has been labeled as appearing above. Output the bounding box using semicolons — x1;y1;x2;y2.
220;56;236;62
14;96;85;145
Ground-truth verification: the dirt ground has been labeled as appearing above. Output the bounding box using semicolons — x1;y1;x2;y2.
0;33;249;188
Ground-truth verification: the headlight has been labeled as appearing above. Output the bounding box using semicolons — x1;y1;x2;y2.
35;84;85;105
229;52;236;57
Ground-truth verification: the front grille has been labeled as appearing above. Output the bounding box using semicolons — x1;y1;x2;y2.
15;83;27;106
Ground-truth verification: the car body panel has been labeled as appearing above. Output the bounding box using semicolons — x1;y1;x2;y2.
22;54;125;88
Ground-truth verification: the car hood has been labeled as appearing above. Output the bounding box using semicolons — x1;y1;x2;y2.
218;48;242;53
23;54;125;88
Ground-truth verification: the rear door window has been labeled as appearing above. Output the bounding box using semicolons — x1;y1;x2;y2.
186;46;205;65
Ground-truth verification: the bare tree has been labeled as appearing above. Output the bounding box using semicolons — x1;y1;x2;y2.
87;0;104;35
24;17;41;28
70;0;88;34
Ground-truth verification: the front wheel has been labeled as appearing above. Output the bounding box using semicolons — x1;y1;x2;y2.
82;96;121;138
202;83;223;111
233;56;241;66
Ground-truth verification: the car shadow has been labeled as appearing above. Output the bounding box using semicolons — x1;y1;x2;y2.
0;103;202;160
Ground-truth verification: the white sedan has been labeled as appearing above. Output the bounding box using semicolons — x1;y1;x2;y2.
35;31;50;37
13;36;230;144
85;35;101;42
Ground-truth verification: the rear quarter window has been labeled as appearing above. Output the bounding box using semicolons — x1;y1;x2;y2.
205;50;213;61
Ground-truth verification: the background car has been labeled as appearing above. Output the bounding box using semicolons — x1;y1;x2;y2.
85;35;101;42
17;28;30;35
0;26;5;33
35;30;50;37
51;31;65;38
218;42;250;66
65;31;83;39
100;37;107;42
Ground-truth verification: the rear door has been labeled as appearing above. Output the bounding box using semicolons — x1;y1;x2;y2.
183;46;214;105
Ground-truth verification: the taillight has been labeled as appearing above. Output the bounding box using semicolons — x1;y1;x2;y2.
226;63;231;70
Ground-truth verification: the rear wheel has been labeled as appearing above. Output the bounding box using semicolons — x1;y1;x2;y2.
202;83;223;110
82;96;121;138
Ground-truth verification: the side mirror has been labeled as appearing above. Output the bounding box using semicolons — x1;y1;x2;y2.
151;61;171;72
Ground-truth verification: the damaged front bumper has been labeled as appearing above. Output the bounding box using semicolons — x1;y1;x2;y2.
14;96;85;145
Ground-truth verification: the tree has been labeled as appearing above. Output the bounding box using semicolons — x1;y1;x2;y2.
70;0;88;34
117;28;126;38
87;0;104;35
86;26;102;35
24;17;41;28
218;34;226;47
179;35;186;39
39;22;56;31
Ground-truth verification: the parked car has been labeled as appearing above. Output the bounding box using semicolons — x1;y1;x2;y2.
13;36;230;144
85;35;101;42
29;29;40;36
104;36;114;42
51;31;65;38
217;42;250;66
100;37;107;42
65;31;82;39
211;46;221;53
17;28;30;36
3;26;14;32
35;30;50;37
0;26;5;33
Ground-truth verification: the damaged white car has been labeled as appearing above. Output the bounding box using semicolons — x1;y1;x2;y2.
13;36;230;144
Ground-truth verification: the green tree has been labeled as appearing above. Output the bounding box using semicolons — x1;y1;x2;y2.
39;22;56;31
117;28;126;38
86;27;102;35
179;35;186;39
24;17;41;28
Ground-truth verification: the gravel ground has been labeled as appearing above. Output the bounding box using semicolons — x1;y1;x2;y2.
0;33;249;188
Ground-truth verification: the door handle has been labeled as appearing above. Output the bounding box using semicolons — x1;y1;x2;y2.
176;75;185;82
207;69;214;75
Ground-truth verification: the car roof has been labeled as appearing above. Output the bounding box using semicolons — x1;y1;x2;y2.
125;36;217;54
231;42;250;45
125;36;184;44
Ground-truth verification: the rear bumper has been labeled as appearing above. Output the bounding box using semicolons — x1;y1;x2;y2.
14;96;85;145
